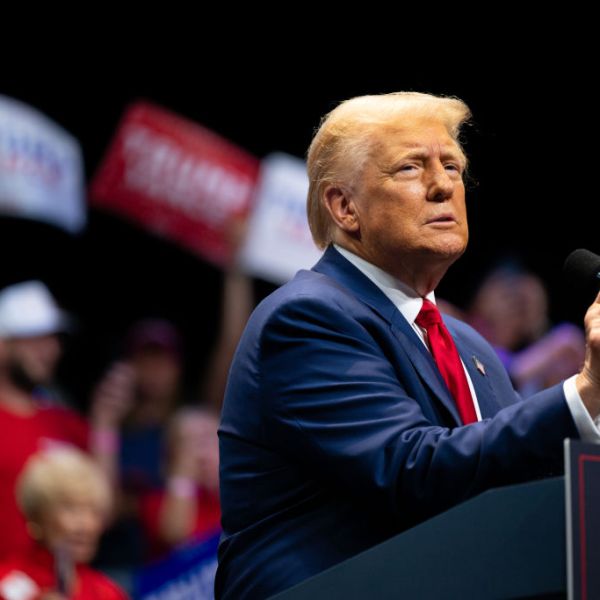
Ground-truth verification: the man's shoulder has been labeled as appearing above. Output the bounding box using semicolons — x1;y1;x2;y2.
274;267;359;301
251;268;371;328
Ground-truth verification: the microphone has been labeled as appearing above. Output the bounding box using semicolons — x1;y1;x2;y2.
564;249;600;288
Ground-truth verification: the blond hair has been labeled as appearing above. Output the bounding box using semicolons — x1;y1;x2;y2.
17;447;112;522
306;91;472;248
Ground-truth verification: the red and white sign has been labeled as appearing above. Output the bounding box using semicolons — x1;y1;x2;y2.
90;101;260;266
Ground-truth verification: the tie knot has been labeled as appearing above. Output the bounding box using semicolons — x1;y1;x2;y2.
415;298;442;328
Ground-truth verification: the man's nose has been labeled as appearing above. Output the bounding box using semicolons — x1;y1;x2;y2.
426;164;455;202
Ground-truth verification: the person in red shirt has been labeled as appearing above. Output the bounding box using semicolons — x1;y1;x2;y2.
0;281;89;560
0;447;126;599
138;407;221;561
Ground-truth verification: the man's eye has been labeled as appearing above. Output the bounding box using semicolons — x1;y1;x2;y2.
398;164;417;172
445;163;462;173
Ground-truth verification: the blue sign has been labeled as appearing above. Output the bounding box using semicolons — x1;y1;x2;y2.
134;531;220;600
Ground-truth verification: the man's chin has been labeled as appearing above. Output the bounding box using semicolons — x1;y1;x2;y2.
425;237;468;263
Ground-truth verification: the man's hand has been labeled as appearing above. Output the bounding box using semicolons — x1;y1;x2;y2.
576;291;600;418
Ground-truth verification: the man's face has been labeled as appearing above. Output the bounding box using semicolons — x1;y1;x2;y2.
349;116;469;277
4;334;62;388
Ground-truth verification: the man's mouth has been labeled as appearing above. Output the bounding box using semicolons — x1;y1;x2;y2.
425;214;456;224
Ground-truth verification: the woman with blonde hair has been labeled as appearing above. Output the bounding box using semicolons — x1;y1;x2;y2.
0;447;126;599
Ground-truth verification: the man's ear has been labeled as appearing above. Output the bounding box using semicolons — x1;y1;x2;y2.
322;184;360;235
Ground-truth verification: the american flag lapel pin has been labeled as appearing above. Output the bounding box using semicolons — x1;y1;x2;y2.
472;356;486;376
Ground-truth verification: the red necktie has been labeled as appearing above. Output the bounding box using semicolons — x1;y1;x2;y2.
415;299;478;425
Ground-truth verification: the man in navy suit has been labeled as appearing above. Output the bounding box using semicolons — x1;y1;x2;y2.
215;92;600;599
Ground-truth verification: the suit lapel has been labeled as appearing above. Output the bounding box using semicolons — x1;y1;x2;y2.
447;320;500;419
389;311;463;424
312;246;462;425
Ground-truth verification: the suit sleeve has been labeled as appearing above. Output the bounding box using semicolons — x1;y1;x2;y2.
257;294;579;524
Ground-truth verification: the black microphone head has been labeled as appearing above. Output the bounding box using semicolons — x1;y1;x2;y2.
564;249;600;285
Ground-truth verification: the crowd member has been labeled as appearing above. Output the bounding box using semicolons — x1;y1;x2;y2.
0;280;72;407
89;319;181;574
469;264;552;354
0;281;89;560
0;447;126;599
138;407;221;560
90;258;253;572
469;264;585;393
91;319;183;495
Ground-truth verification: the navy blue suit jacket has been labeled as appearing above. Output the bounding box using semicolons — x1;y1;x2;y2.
216;245;579;599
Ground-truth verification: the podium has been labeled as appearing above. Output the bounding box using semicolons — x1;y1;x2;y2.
271;477;566;599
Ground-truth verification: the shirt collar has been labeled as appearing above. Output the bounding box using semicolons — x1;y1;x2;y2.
333;243;436;326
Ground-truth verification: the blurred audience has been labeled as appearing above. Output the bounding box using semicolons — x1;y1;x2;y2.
469;265;550;352
89;319;182;573
90;223;253;497
138;407;221;560
91;319;182;495
468;264;585;394
0;447;126;599
0;281;89;561
90;253;253;573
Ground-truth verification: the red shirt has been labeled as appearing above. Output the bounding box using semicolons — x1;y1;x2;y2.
0;544;126;599
0;403;89;560
138;486;221;561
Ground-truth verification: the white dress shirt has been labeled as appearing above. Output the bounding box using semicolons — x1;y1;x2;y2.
333;243;600;440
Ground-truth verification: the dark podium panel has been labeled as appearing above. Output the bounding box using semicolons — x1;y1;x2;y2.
271;478;566;600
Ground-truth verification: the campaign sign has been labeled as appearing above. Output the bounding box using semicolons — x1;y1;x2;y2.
239;152;323;284
90;101;260;267
0;95;86;232
134;531;220;600
565;439;600;600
